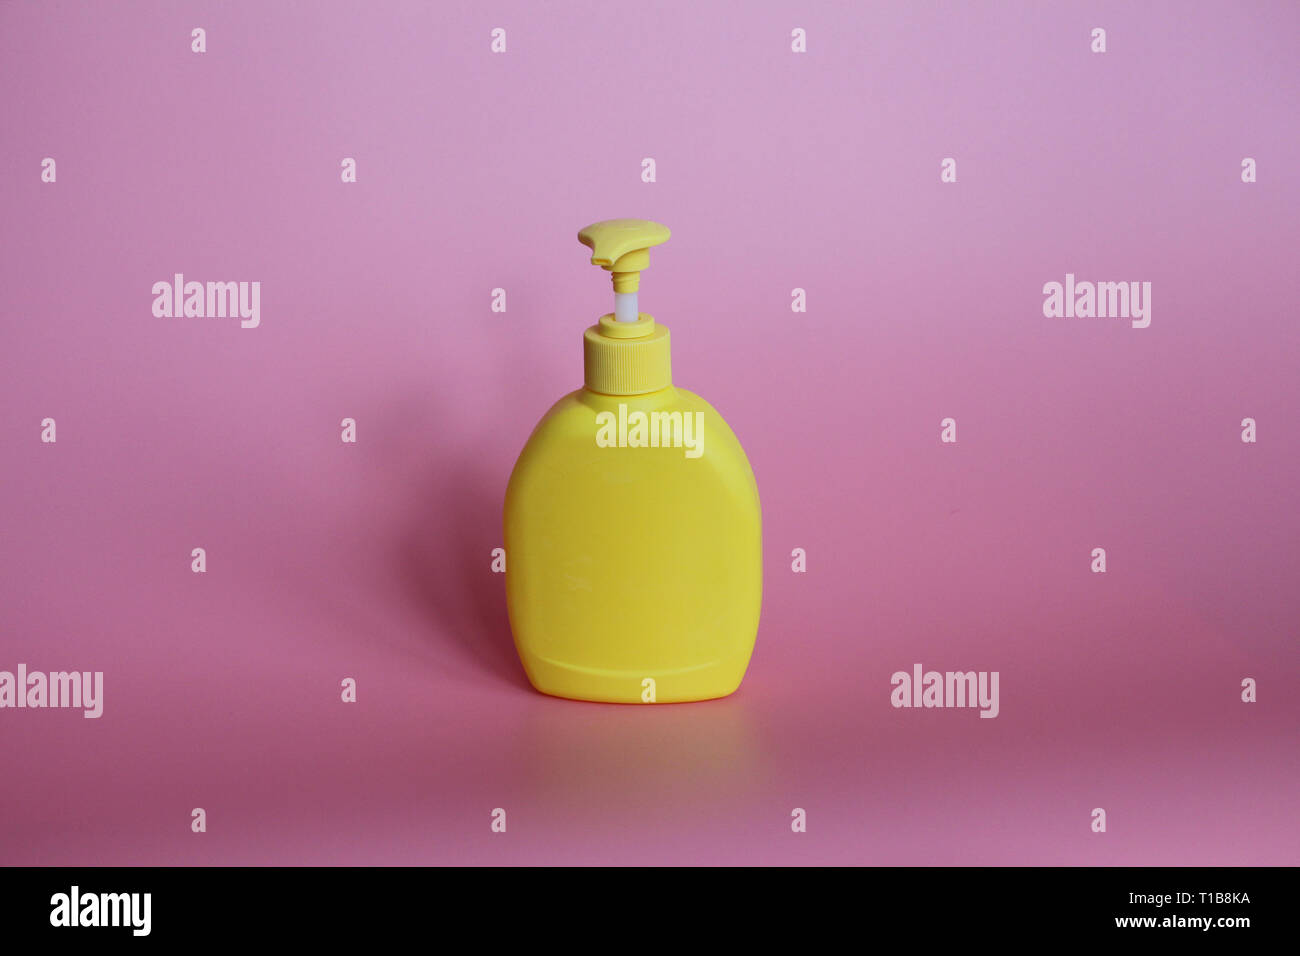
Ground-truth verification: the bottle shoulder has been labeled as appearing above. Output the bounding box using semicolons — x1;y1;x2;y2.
532;386;734;431
522;387;746;455
507;386;759;507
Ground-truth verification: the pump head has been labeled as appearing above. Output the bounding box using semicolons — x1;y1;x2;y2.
578;218;671;322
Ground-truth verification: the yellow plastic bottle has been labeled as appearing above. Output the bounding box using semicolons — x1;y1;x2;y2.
503;218;762;703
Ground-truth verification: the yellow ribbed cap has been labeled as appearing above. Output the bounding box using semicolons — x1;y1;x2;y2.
584;314;671;395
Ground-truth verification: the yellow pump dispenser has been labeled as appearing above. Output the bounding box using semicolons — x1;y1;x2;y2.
576;219;674;395
503;218;763;703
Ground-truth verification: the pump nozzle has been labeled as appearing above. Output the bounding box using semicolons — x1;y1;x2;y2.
578;218;671;322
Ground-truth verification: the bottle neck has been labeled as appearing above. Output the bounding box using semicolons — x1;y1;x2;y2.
583;314;672;396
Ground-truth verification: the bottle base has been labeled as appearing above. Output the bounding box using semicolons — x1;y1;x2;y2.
517;650;746;704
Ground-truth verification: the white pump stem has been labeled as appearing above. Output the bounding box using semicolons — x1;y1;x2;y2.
614;292;638;322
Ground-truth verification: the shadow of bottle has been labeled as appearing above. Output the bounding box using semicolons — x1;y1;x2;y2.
391;457;531;692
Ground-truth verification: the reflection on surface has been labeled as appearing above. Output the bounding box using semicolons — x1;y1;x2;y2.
508;693;766;826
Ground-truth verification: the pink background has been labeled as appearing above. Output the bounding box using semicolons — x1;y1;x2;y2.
2;0;1297;865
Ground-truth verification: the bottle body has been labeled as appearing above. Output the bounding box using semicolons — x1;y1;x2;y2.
504;385;761;703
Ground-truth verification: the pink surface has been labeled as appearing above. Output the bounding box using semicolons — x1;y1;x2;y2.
1;0;1297;865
